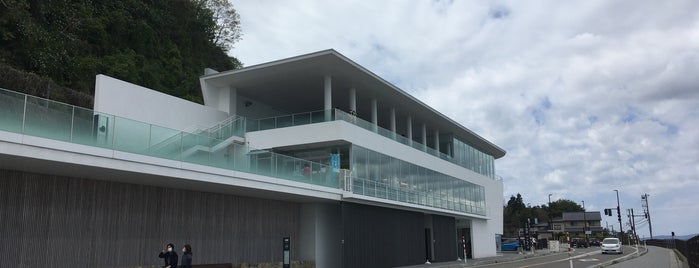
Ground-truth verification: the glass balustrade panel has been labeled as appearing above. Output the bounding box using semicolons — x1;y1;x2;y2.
0;89;25;133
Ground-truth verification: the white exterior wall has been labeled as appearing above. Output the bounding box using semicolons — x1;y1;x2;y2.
94;75;228;131
471;178;504;258
470;219;494;258
200;81;285;119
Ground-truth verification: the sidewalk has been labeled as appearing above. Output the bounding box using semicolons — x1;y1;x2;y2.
396;249;564;268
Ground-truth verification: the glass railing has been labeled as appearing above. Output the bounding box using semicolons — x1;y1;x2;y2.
203;115;245;140
333;109;495;178
0;87;338;189
348;176;486;215
248;109;455;159
244;108;495;179
244;110;331;132
0;87;488;215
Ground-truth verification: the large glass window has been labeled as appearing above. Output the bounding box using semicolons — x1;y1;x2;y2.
451;137;496;179
350;145;487;215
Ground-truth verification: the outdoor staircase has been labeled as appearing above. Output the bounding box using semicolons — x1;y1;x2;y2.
148;115;246;158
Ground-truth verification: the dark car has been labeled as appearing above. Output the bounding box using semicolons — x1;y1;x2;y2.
571;238;589;248
589;239;601;247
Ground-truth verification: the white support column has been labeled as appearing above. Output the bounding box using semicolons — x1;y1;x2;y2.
406;116;413;146
434;129;440;156
229;87;237;117
421;124;427;152
324;75;332;121
371;98;378;132
349;88;356;113
390;108;396;139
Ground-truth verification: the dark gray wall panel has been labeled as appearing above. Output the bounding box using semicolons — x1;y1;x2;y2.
0;169;301;267
341;202;425;268
432;214;457;262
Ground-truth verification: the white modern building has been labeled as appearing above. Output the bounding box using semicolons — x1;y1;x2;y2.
0;49;505;267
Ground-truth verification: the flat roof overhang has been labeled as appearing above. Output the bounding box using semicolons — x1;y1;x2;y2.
201;49;506;159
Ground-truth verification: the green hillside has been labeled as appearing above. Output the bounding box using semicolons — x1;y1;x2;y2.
0;0;241;107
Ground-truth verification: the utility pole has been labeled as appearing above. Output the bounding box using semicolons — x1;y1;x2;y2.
582;200;588;244
548;194;552;238
627;209;632;246
642;193;653;239
614;190;623;242
630;208;637;240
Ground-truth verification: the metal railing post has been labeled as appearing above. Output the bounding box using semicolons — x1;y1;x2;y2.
21;95;27;133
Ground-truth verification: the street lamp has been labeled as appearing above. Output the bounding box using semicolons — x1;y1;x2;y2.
614;190;623;241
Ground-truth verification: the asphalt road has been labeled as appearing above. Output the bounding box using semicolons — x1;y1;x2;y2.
469;246;637;268
398;245;683;268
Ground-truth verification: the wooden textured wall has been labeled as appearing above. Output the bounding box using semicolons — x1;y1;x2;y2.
0;169;301;267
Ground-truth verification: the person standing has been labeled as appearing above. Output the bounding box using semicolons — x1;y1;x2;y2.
158;243;178;268
181;244;193;268
302;164;311;177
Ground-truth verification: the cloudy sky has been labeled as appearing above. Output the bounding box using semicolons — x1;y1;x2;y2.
230;0;699;238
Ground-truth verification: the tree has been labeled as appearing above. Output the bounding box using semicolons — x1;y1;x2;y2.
503;195;584;237
549;199;584;219
503;193;530;237
198;0;242;52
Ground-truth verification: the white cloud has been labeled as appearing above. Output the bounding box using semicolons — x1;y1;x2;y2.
231;0;699;237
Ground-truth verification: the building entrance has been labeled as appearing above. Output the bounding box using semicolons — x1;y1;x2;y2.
457;228;472;259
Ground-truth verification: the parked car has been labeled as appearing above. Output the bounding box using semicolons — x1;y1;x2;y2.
501;239;520;251
571;238;589;248
589;238;601;247
601;238;623;254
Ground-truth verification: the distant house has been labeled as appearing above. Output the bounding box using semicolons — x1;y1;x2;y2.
531;211;603;239
554;212;604;237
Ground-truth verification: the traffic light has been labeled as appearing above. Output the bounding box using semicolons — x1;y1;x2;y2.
617;206;621;222
604;208;612;216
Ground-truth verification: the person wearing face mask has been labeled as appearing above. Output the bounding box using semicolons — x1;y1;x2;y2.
158;243;178;268
181;244;193;268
